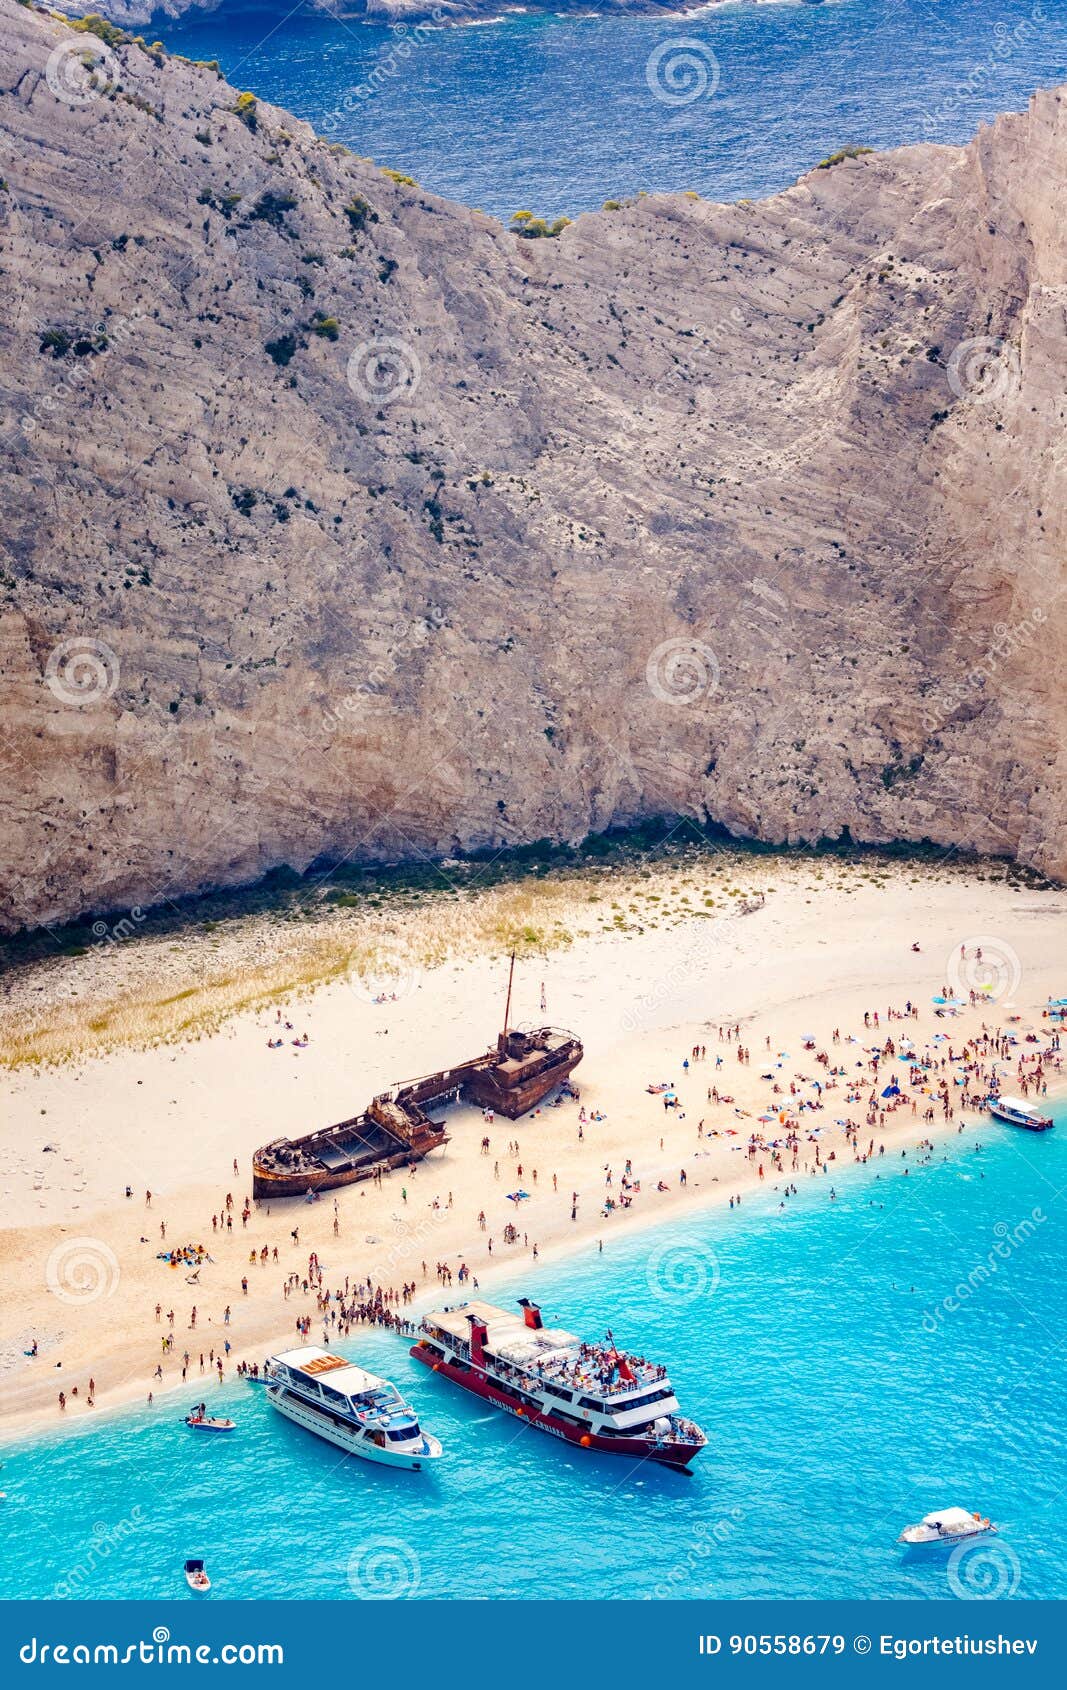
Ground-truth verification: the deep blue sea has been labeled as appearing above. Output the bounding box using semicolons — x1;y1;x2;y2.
2;1109;1064;1600
152;0;1067;219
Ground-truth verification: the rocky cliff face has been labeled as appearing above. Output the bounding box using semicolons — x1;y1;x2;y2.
1;1;1065;934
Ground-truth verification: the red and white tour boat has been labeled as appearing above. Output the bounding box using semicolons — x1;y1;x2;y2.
411;1297;706;1470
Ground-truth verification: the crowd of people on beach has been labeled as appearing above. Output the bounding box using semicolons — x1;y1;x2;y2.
34;955;1066;1417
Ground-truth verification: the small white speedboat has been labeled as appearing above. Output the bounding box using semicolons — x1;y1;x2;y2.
184;1411;236;1432
184;1558;211;1592
898;1507;996;1545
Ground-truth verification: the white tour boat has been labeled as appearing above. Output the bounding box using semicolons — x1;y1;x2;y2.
898;1507;997;1545
987;1095;1053;1132
265;1345;442;1469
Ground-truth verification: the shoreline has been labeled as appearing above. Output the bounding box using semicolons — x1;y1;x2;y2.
1;1084;1059;1453
2;859;1064;1444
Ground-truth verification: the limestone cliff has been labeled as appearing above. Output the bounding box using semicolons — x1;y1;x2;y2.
1;1;1065;934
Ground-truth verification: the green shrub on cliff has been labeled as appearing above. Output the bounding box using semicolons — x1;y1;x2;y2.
509;210;571;239
70;14;127;48
816;146;874;170
249;190;298;230
264;334;298;367
343;196;378;234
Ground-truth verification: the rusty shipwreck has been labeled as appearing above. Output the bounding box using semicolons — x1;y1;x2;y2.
252;958;582;1199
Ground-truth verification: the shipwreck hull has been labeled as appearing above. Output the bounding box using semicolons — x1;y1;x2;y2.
252;1024;582;1196
252;1144;427;1200
251;1106;448;1200
463;1045;583;1118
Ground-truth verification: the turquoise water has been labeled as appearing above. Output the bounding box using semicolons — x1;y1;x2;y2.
3;1110;1064;1600
153;0;1067;218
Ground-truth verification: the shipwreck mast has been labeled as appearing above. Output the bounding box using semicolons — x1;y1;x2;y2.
498;950;517;1056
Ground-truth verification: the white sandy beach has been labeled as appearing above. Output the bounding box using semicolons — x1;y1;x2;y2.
1;857;1064;1440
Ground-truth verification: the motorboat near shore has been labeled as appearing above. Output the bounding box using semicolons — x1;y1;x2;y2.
252;956;581;1198
898;1508;996;1545
184;1407;235;1432
412;1297;706;1470
266;1346;442;1469
987;1095;1053;1132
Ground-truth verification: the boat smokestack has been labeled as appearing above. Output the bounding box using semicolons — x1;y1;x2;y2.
519;1298;543;1331
467;1313;488;1369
